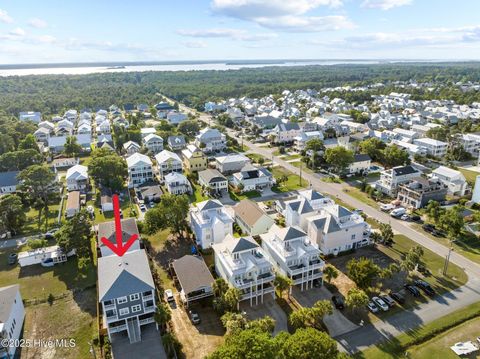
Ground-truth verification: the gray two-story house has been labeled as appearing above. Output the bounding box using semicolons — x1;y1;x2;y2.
98;249;157;343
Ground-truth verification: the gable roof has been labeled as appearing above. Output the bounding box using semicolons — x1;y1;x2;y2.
155;150;181;164
172;255;214;295
0;284;20;324
197;199;223;211
97;218;139;248
126;152;152;167
66;164;88;180
98;249;154;301
199;169;227;184
299;189;325;201
276;226;306;241
233;199;268;227
229;236;259;253
167;135;186;147
286;198;314;214
0;171;19;187
353;154;371;162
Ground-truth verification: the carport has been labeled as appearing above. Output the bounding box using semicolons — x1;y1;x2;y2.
171;255;215;307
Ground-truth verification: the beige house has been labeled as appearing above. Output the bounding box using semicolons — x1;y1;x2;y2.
233;199;275;236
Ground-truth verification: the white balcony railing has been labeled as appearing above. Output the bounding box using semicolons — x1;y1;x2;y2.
109;324;127;334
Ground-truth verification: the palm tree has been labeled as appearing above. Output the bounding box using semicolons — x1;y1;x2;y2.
154;303;171;333
323;266;339;285
274;274;293;299
305;138;324;170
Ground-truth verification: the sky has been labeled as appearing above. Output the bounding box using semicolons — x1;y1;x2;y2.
1;0;480;64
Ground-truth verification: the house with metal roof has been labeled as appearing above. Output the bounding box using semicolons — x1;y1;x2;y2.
143;134;164;154
171;255;214;306
194;127;227;153
164;172;192;195
233;199;274;236
190;199;233;249
0;284;25;359
66;164;88;192
212;234;275;306
282;196;316;229
98;249;157;342
155;150;183;179
261;225;323;290
126;152;153;188
198;169;228;194
215;153;251;174
348;154;372;175
375;165;423;196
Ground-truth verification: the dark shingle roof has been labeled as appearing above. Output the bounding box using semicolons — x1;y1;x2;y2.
0;171;19;187
231;237;258;253
172;255;214;296
277;226;306;241
197;199;223;211
353;154;371;162
97;218;139;248
199;169;227;184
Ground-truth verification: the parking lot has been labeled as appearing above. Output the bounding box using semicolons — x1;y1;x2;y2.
169;298;225;359
240;296;288;335
292;286;359;337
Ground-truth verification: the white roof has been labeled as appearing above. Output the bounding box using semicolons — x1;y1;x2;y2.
415;137;447;146
216;153;249;164
450;341;479;355
123;140;140;149
66;164;88;180
126;152;152;167
165;171;188;183
144;133;163;143
155;149;181;164
432;165;463;179
141;127;156;135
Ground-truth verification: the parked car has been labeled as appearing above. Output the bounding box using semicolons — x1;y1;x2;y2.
165;289;175;302
367;301;379;313
390;207;406;218
391;292;405;304
410;215;422;222
331;295;345;310
139;204;147;212
380;203;395;212
372;296;389;312
41;258;55;267
189;310;201;324
7;253;17;265
44;228;59;239
414;280;436;297
400;214;410;221
404;284;421;297
381;294;396;307
432;229;445;237
422;224;435;233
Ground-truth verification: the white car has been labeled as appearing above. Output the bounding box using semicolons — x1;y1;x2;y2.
372;296;389;312
165;289;175;302
367;301;379;313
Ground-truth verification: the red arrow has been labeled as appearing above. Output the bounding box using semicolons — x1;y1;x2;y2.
100;194;138;257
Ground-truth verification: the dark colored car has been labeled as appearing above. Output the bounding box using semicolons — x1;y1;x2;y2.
404;284;421;297
391;292;405;304
380;294;396;307
414;280;435;297
331;295;345;310
189;310;201;325
410;215;422;222
422;224;435;233
7;253;17;265
432;229;445;237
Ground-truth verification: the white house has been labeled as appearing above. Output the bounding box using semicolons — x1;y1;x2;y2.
233;199;275;236
155;150;183;179
294;131;324;151
194;127;227;153
298;189;335;211
166;111;187;124
261;225;323;290
164;172;192;195
97;119;111;134
34;127;51;143
213;235;275;306
413;138;448;158
167;135;186;150
140;128;156;139
190;199;234;249
19;111;41;123
283;197;315;229
215;154;251;174
143;134;164;154
126;153;153;188
430;166;470;197
123;141;141;155
458;133;480;157
65;164;89;192
272;122;302;144
231;164;274;192
307;204;371;255
375;165;423;196
198;169;228;194
0;285;25;359
348;154;372;175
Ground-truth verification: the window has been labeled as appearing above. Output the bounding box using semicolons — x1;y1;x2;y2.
130;293;140;301
119;308;130;316
117;296;127;304
351;234;356;240
131;305;141;313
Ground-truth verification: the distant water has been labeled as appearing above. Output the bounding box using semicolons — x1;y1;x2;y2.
0;60;383;77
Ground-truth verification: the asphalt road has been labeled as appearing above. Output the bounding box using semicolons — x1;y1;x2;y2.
177;104;480;352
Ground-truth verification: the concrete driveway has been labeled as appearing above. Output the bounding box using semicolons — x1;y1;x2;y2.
111;323;167;359
292;286;359;337
240;297;288;335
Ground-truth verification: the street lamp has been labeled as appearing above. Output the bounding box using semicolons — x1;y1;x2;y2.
443;239;458;275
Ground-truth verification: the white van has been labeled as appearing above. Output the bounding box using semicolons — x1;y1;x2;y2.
380;203;395;212
390;207;406;218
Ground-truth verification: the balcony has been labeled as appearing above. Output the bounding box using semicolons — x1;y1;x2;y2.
142;294;153;301
104;302;115;311
109;324;127;334
144;304;155;313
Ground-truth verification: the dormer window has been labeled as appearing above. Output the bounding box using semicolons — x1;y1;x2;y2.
233;253;239;260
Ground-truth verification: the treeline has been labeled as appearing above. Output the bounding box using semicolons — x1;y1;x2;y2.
2;62;480;116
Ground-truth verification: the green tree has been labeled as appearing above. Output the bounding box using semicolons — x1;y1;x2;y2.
0;194;26;234
358;137;386;162
279;327;343;359
19;134;39;151
0;133;15;155
381;145;410;168
0;149;43;171
55;209;93;260
438;205;465;239
346;257;381;290
154;303;172;332
273;274;293;298
208;329;278;359
63;135;82;157
221;312;247;335
88;150;127;191
379;223;394;245
223;287;241;312
324;146;354;174
289;300;332;330
323;266;339;284
426;126;449;141
145;194;189;234
401;245;424;273
426;200;445;223
345;288;369;311
177;120;200;137
18;164;56;230
304;138;324;170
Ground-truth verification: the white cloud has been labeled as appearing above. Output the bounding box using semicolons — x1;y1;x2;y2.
177;28;277;41
9;27;25;37
28;18;48;28
361;0;412;10
35;35;56;44
210;0;352;32
0;9;13;23
181;40;208;48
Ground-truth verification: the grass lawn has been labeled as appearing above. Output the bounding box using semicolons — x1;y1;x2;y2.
246;153;267;164
357;301;480;359
458;167;479;186
343;186;380;208
380;235;467;295
290;160;314;174
0;249;96;301
229;190;261;201
283;153;301;161
21;288;98;359
271;166;306;193
189;182;209;204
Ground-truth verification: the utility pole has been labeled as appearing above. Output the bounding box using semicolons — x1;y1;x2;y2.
443;245;454;275
299;162;303;186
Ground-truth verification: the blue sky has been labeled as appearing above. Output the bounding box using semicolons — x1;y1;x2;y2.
1;0;480;64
